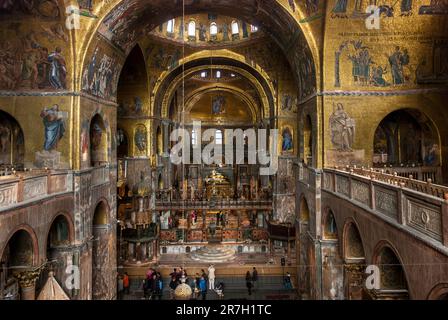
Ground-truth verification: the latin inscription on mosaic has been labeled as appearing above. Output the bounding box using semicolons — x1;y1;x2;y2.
375;187;397;220
407;198;442;241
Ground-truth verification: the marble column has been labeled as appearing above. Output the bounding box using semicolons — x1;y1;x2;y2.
16;271;40;300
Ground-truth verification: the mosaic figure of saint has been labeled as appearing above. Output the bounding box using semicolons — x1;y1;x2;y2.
329;103;355;152
212;95;226;115
388;46;410;85
282;128;293;152
48;47;67;89
333;0;348;13
40;104;66;151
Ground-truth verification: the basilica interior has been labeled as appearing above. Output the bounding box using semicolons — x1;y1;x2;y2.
0;0;448;301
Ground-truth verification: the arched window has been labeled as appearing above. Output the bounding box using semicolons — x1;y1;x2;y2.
215;130;223;145
167;19;175;33
231;21;239;35
188;20;196;37
210;22;218;35
200;71;207;78
216;70;221;78
251;25;258;33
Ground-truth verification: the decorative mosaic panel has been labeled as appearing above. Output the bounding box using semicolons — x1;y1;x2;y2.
375;187;398;220
160;230;176;242
352;180;370;206
407;198;442;241
187;230;203;242
252;229;268;241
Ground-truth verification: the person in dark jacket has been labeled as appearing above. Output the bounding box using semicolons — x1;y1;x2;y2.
169;276;179;300
252;267;258;290
246;271;253;296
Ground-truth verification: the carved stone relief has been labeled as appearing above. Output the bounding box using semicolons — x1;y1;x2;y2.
352;180;370;205
375;187;398;219
407;198;442;241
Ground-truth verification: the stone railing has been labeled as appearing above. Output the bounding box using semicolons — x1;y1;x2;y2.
91;165;110;187
323;166;448;247
343;166;448;199
374;165;442;184
0;170;73;211
298;162;317;188
0;165;111;212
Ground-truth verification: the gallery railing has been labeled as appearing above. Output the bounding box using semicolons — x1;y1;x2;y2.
0;164;111;212
373;165;442;184
0;169;73;211
322;166;448;247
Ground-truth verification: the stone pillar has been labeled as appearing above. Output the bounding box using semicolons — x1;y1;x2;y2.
162;121;170;156
344;263;366;300
16;271;40;300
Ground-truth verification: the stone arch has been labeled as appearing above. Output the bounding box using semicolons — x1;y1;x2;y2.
0;225;39;300
92;199;111;300
321;208;344;299
89;114;109;167
41;212;75;296
156;125;163;156
158;172;164;190
116;127;129;158
299;194;310;222
372;241;409;298
427;283;448;300
0;109;25;168
342;219;365;261
372;108;441;173
45;212;75;256
342;219;367;300
0;225;39;276
77;1;318;111
156;60;274;120
303;114;313;165
117;44;149;117
93;199;110;226
322;208;338;240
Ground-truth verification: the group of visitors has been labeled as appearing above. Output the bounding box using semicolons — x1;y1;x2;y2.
245;267;258;295
143;268;164;300
168;265;223;300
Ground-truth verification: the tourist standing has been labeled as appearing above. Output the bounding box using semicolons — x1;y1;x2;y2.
156;273;164;300
123;272;130;295
208;264;216;290
117;274;124;300
194;273;201;299
246;271;253;296
252;267;258;290
201;269;208;281
199;276;207;300
169;276;178;300
284;272;292;289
